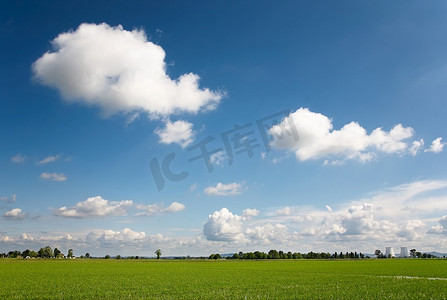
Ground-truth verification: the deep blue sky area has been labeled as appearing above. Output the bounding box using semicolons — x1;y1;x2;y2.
0;1;446;256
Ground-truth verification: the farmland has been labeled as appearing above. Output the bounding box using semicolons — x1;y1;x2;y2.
1;259;446;299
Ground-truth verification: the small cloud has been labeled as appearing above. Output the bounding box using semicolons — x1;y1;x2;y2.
38;154;61;165
204;182;244;196
40;172;67;181
155;120;195;148
325;205;333;212
1;194;16;203
242;208;259;217
164;202;186;213
409;139;424;156
425;137;445;153
275;206;292;216
189;183;198;192
11;153;25;164
125;112;140;126
136;201;186;216
210;151;226;166
3;208;27;220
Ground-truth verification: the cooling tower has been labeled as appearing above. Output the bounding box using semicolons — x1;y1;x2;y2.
385;247;395;257
400;247;409;258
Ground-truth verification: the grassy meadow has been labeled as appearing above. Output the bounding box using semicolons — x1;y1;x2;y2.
0;259;446;299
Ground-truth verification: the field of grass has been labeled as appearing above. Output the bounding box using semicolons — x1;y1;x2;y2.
1;258;446;299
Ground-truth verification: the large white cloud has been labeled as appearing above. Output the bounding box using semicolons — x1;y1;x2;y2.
269;108;422;163
53;196;133;218
203;208;289;244
155;120;195;148
32;23;223;118
203;208;245;242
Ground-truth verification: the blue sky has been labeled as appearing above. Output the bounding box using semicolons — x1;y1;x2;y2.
1;1;447;256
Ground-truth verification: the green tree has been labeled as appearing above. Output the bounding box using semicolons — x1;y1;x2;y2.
54;248;61;258
22;249;31;258
104;255;110;259
85;253;91;259
67;249;74;258
155;249;162;259
268;250;279;259
116;254;121;259
38;246;54;258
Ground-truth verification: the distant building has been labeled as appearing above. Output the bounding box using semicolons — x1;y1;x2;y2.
400;247;410;258
385;247;395;258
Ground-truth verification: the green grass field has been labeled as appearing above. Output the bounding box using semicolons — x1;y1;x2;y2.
1;259;446;299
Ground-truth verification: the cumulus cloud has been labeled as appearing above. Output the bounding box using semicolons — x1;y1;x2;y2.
397;220;424;240
245;223;289;244
40;172;67;181
203;208;290;244
38;154;61;165
341;204;375;235
32;23;223;118
425;137;445;153
11;153;25;164
2;208;27;220
136;201;185;216
203;208;245;242
270;108;419;163
155;120;195;148
428;216;447;235
259;180;447;251
86;228;148;247
204;182;243;196
53;196;133;218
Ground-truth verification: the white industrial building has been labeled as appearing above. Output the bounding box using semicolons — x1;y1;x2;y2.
400;247;410;258
385;247;395;258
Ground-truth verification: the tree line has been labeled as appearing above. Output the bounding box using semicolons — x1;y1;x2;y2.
0;246;82;259
209;250;366;260
209;249;443;260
